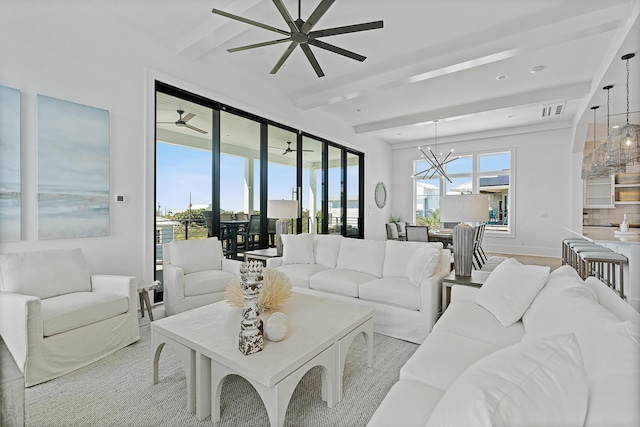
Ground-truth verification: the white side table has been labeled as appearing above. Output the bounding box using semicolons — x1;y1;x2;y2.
136;280;160;321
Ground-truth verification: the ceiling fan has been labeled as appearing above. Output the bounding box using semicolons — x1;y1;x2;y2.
212;0;383;77
158;110;208;134
270;141;315;155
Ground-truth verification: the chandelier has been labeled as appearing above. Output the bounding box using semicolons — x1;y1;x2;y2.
588;85;615;179
605;53;640;170
581;105;599;179
412;120;459;183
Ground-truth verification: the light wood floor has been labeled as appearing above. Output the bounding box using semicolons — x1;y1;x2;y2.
486;252;562;270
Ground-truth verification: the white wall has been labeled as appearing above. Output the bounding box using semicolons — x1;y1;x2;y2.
392;124;575;258
0;2;392;280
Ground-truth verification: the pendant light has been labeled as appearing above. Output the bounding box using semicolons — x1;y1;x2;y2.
412;120;459;183
605;53;640;170
581;105;599;180
590;85;614;178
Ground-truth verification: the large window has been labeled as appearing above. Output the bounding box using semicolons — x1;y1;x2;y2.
154;82;364;291
414;149;512;234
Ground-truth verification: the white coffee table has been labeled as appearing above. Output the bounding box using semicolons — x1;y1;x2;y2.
151;293;373;426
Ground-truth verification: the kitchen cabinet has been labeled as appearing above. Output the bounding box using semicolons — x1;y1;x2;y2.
584;176;614;208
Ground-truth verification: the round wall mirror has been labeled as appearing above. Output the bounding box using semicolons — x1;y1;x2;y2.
374;182;387;208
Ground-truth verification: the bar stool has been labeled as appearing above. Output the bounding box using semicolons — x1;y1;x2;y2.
579;251;628;299
567;241;597;271
562;238;589;265
573;245;612;273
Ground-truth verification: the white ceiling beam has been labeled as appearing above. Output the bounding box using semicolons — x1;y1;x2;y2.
353;82;591;134
289;3;627;111
175;0;262;61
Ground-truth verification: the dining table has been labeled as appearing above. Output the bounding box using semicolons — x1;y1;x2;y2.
428;229;453;246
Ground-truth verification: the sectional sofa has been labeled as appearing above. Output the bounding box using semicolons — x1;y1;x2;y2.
266;233;451;344
368;259;640;427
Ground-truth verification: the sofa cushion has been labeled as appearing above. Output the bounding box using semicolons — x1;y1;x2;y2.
169;238;222;274
583;277;640;324
367;380;444;427
522;285;622;375
426;334;588;427
282;233;315;265
41;292;129;337
475;258;550;326
359;278;421;310
400;330;501;390
275;264;330;289
336;238;386;277
0;248;91;299
383;240;443;278
314;234;342;268
310;269;376;297
584;321;640;427
433;299;525;348
522;265;592;328
406;245;442;286
183;270;235;297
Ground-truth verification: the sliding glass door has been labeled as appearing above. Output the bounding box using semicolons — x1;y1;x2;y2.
154;82;365;297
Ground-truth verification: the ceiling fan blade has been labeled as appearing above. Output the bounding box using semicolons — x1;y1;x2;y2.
300;44;325;78
185;124;208;134
309;21;383;38
270;42;297;74
301;0;335;34
212;8;290;36
282;150;288;155
182;113;195;123
271;0;299;33
308;39;366;62
157;121;176;124
228;38;291;53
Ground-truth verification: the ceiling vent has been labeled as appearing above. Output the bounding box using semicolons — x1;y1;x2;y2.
541;102;565;118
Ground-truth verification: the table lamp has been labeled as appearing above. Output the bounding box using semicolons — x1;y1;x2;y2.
439;194;489;276
267;200;299;256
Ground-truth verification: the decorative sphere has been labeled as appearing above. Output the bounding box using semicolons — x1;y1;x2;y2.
264;312;288;342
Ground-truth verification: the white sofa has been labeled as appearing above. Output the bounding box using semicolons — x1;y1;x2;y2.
266;234;451;344
162;237;242;316
0;248;140;387
368;260;640;427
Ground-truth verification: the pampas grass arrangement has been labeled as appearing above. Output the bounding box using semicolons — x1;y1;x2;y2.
225;268;293;312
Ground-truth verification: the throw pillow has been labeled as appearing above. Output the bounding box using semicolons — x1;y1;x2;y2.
281;233;315;265
426;334;588;427
406;244;441;286
170;237;222;274
475;258;550;327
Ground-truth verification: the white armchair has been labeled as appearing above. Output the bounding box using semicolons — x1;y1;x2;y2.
0;248;140;387
162;237;242;316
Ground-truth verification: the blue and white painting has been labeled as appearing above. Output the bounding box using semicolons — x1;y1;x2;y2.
0;85;21;242
37;95;110;239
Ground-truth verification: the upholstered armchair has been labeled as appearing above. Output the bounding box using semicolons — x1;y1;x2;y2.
162;237;242;316
0;248;140;387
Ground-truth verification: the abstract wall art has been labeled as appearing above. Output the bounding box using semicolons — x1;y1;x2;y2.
37;95;110;239
0;85;21;242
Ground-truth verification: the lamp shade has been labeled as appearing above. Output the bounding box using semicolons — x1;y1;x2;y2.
439;194;489;223
267;200;298;219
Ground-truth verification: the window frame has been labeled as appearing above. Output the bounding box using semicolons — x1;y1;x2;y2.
413;147;514;238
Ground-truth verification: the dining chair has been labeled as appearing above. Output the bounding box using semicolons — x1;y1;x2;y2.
405;225;429;242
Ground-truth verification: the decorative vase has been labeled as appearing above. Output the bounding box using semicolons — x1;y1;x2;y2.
453;222;474;276
264;312;288;342
238;261;264;355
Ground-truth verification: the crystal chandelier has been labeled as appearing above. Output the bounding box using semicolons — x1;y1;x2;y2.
581;105;599;180
412;120;459;183
605;53;640;170
589;85;615;179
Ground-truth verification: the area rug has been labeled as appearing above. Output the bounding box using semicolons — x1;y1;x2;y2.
479;256;508;272
25;312;418;426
